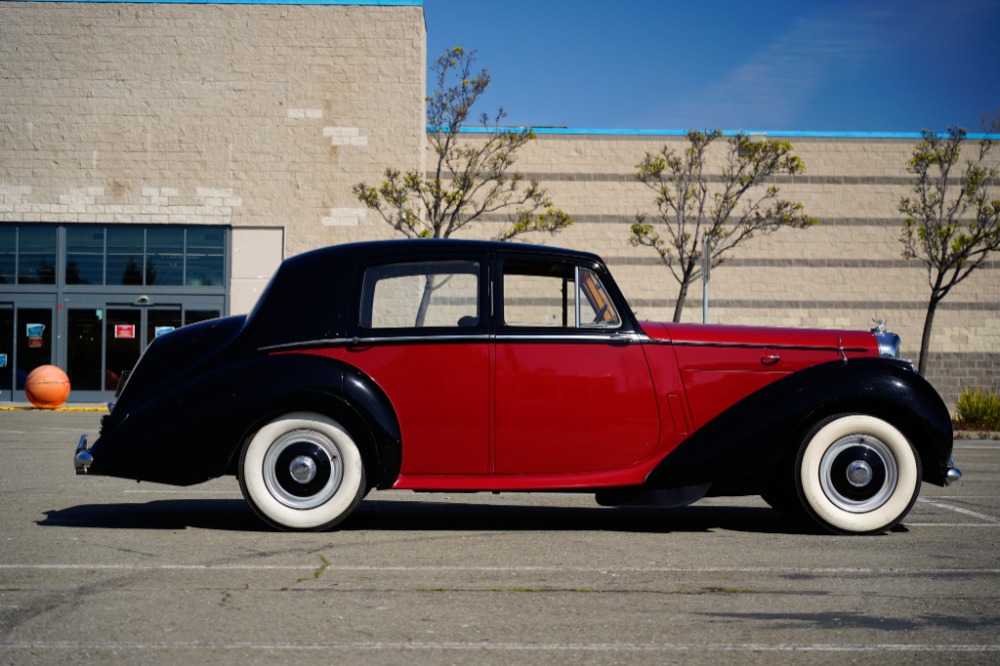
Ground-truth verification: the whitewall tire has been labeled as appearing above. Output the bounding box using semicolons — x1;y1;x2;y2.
238;412;366;531
795;414;921;535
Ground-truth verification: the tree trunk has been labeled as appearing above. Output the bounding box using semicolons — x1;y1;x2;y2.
672;280;690;323
917;295;940;375
414;275;437;327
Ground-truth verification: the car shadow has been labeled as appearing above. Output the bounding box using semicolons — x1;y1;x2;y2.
38;497;820;535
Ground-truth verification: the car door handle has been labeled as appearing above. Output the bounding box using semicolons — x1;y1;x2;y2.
608;332;634;346
761;354;781;366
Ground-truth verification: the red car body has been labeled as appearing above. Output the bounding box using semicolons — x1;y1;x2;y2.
75;240;959;534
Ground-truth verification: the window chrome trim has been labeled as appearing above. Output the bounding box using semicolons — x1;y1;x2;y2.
261;331;649;352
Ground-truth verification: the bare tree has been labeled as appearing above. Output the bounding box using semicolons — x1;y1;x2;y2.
899;119;1000;374
353;47;571;241
630;130;817;322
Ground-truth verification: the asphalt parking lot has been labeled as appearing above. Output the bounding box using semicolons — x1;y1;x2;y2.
1;409;998;665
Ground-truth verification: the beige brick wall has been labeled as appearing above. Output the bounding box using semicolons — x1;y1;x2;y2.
0;1;426;261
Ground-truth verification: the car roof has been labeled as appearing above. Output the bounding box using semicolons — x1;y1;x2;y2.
240;239;614;350
293;238;603;264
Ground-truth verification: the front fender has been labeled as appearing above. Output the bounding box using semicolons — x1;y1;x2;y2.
646;358;953;489
89;353;401;487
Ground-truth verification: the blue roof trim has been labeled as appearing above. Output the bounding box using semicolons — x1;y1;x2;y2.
446;127;999;140
20;0;421;5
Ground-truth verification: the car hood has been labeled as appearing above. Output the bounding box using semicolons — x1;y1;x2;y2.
639;322;878;353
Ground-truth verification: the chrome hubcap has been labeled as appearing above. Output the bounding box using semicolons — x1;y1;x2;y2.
846;460;873;487
289;455;318;484
262;429;343;510
818;434;897;513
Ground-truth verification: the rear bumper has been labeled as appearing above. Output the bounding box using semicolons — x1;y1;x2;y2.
74;434;93;475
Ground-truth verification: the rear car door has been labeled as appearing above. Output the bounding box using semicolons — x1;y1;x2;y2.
347;256;490;475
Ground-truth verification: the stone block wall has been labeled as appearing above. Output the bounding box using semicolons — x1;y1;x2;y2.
0;1;426;305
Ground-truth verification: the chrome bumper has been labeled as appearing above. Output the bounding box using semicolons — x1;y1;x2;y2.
74;434;93;475
944;463;962;486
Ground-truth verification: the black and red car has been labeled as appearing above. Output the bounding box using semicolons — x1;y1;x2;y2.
74;239;961;534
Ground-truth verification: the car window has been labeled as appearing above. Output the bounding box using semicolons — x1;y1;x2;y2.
359;260;480;330
502;260;620;329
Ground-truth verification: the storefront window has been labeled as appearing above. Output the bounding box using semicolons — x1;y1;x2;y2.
0;227;14;284
186;227;225;287
17;227;56;285
146;227;184;286
107;227;144;286
66;226;105;285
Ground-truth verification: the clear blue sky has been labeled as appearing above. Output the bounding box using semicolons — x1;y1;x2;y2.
422;0;1000;133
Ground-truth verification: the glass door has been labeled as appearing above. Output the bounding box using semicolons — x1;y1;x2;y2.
0;299;56;401
66;302;194;401
0;304;12;401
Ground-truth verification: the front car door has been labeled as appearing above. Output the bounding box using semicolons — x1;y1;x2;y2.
493;255;660;475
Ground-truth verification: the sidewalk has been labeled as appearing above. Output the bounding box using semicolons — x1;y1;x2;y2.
1;402;109;412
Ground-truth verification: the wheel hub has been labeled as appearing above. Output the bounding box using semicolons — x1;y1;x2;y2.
262;429;343;510
818;435;897;513
846;460;873;487
289;455;318;484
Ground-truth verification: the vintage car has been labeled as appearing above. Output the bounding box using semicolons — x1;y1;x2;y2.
74;239;961;535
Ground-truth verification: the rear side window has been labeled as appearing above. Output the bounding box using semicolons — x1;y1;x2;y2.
359;260;480;330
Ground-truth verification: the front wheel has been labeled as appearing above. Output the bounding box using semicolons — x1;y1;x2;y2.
238;412;367;531
795;414;921;535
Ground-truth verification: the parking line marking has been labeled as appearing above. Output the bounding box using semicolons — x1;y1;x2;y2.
2;564;999;575
122;490;242;495
917;499;1000;523
0;641;998;653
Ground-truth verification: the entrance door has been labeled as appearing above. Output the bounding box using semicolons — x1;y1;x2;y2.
66;302;222;402
0;304;11;401
0;300;56;402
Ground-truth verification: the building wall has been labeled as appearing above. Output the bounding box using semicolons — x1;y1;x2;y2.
0;1;426;307
431;132;1000;407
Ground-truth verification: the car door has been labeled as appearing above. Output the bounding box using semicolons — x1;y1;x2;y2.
493;256;660;475
345;256;490;475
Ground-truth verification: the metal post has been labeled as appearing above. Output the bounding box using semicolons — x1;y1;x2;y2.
702;235;710;324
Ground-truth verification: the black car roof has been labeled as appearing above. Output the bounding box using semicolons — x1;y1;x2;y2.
240;239;613;350
292;238;603;264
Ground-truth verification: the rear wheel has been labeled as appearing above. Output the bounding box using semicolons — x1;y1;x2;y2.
238;412;366;531
795;414;921;535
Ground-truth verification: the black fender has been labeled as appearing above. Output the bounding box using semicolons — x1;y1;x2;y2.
89;353;401;488
645;358;954;490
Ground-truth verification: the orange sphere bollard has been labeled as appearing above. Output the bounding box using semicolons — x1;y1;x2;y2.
24;365;71;408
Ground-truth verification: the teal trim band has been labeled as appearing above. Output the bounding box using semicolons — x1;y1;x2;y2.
446;127;999;140
16;0;422;5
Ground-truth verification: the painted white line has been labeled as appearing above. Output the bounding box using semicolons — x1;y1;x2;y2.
1;564;998;575
122;490;241;495
904;523;1000;528
917;499;1000;523
930;495;1000;499
0;641;998;653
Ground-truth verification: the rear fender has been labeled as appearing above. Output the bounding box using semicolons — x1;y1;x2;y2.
90;354;401;488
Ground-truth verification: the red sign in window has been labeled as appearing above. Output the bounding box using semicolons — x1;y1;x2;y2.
115;324;136;339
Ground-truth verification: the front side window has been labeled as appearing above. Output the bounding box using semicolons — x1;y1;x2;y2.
360;260;480;330
502;260;620;329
